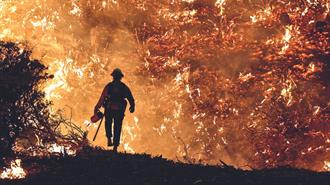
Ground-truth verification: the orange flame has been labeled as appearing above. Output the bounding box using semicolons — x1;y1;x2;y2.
0;159;27;179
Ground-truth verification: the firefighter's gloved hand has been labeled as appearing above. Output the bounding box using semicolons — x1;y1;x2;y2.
129;106;135;113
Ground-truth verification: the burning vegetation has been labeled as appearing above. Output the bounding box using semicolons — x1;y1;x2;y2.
0;42;84;179
134;0;330;170
0;0;329;172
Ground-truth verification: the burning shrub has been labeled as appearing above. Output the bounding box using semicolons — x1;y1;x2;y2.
134;0;330;170
0;41;84;159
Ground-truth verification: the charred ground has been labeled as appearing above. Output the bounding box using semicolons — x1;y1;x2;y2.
1;147;329;185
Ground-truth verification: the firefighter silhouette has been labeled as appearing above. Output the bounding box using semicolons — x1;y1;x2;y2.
94;68;135;152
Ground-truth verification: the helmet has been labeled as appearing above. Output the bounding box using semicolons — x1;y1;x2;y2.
111;68;124;78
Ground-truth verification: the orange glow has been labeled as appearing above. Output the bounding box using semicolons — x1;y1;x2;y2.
0;0;329;171
324;161;330;171
0;159;27;179
280;26;293;54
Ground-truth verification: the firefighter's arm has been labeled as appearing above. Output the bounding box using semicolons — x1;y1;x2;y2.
94;86;108;114
126;87;135;113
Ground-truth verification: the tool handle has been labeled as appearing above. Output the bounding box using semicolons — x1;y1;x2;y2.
93;117;104;141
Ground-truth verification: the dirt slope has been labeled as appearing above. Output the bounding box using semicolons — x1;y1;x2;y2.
1;148;329;185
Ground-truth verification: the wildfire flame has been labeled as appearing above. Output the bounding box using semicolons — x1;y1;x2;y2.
280;25;293;54
0;0;329;171
0;159;27;180
250;6;272;23
47;143;77;156
324;161;330;171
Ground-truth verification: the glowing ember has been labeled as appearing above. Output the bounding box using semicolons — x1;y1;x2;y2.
47;143;77;156
215;0;226;15
280;26;293;54
250;7;272;23
324;161;330;171
0;159;26;179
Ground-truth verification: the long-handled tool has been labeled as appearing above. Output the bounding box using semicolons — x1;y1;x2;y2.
93;116;104;141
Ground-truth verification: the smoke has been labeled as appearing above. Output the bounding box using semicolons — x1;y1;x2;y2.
0;0;182;157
